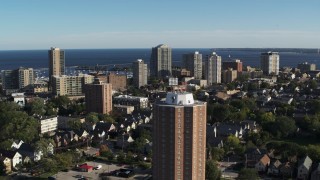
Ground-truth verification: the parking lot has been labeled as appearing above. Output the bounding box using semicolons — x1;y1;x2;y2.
52;161;151;180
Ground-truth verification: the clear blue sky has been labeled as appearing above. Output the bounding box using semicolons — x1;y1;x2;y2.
0;0;319;49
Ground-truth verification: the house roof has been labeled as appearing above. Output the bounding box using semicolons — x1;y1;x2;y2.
270;159;282;168
0;149;19;159
79;164;93;170
259;154;270;166
299;156;312;169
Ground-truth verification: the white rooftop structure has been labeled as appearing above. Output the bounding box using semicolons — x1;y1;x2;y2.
165;92;195;105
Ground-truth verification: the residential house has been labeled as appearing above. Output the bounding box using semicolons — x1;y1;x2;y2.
18;143;43;162
297;156;313;180
255;154;270;172
116;134;134;149
214;123;243;138
245;148;268;168
75;129;89;141
206;125;224;148
0;156;11;174
311;163;320;180
267;159;282;176
0;150;22;169
54;130;78;147
11;140;24;150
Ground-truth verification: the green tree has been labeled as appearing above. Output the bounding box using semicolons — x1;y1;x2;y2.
205;160;221;180
0;102;39;143
211;147;225;161
274;116;296;138
210;104;231;122
34;138;54;157
237;168;259;180
25;97;46;116
86;112;99;124
307;145;320;162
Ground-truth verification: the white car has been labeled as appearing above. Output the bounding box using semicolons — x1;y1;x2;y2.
95;165;102;170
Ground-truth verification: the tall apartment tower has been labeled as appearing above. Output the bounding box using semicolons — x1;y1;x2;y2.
222;59;243;72
132;59;148;88
18;67;34;89
182;51;203;79
84;78;112;115
298;62;316;73
260;52;279;75
150;44;172;79
206;52;222;85
153;92;207;180
48;47;65;83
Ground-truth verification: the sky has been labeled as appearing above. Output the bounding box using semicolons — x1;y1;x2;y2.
0;0;320;50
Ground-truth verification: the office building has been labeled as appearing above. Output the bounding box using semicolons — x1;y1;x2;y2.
132;59;148;88
52;74;94;96
150;44;172;79
222;59;243;72
153;92;207;180
84;79;112;114
182;51;203;79
206;52;222;85
260;52;279;75
49;47;65;85
222;69;238;83
297;62;316;73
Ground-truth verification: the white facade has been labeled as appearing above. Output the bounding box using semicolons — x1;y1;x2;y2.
206;52;222;84
260;52;279;75
40;116;58;134
182;51;203;79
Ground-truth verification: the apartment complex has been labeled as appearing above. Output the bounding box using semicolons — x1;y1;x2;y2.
153;92;207;180
84;79;113;114
150;44;172;79
107;73;127;91
49;47;65;77
1;67;34;91
39;116;58;134
132;59;148;88
222;69;238;83
52;74;94;96
260;52;279;75
222;59;243;72
206;52;222;85
182;51;203;79
297;62;316;73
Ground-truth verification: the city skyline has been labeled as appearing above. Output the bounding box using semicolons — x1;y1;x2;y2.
1;0;320;50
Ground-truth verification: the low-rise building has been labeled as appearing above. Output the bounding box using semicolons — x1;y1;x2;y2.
113;95;149;110
113;105;135;115
297;156;313;180
39;116;58;134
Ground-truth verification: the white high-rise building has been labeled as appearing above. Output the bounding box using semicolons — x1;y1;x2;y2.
150;44;172;79
132;59;148;88
260;52;279;75
182;51;203;79
205;52;222;85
